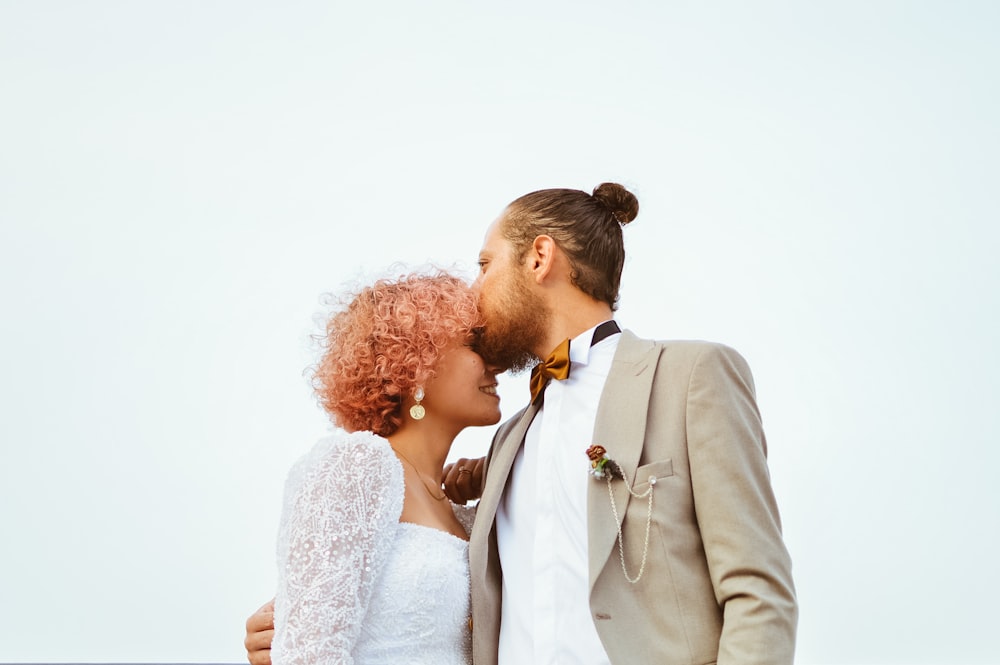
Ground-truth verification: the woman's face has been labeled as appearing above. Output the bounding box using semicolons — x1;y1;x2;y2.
421;340;502;430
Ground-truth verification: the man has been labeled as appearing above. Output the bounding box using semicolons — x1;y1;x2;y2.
246;182;797;664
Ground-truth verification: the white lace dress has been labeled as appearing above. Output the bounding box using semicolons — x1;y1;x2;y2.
272;431;473;665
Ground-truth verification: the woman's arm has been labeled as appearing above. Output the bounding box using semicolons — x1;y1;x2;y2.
272;434;403;665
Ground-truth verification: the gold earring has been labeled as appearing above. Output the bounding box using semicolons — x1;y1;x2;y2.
409;386;425;420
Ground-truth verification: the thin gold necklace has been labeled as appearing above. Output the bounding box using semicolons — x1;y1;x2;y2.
391;446;447;501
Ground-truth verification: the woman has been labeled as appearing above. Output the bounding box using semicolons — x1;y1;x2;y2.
271;270;501;665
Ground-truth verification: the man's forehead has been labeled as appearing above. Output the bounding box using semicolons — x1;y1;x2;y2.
479;218;505;255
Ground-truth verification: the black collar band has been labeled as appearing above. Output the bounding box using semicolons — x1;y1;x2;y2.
591;320;621;347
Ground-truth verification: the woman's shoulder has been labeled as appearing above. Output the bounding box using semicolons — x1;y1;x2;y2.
285;429;403;499
306;429;396;465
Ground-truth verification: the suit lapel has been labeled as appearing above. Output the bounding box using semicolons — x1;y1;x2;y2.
587;330;661;591
470;402;539;578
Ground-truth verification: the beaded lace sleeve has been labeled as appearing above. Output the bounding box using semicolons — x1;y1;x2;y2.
272;431;404;665
452;503;476;537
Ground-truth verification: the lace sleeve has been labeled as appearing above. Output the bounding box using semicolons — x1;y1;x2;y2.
272;431;404;665
451;503;476;537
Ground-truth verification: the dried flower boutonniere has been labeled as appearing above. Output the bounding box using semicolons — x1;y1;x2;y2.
585;443;657;585
586;444;612;478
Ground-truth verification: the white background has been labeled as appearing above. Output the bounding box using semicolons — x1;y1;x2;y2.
1;1;998;663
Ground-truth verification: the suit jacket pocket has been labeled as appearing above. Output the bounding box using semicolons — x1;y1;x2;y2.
632;458;673;492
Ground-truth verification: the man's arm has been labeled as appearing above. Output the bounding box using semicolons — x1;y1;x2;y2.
245;600;274;665
687;344;798;664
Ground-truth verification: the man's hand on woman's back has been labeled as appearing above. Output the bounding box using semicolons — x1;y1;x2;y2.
245;600;274;665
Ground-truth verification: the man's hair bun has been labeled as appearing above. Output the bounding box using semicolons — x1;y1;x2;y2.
592;182;639;225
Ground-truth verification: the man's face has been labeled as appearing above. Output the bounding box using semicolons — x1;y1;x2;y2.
473;217;548;373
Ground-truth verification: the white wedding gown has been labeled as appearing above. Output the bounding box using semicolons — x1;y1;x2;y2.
272;430;473;665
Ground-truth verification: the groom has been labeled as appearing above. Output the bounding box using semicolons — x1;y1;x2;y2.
462;183;796;664
245;183;797;664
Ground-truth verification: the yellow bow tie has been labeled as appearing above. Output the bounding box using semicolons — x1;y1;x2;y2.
529;338;571;405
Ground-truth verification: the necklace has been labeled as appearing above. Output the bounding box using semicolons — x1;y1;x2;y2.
391;446;447;501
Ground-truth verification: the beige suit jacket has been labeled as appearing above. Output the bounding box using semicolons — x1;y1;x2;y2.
469;332;797;665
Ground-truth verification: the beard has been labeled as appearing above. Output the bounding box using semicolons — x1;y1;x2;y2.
475;270;549;374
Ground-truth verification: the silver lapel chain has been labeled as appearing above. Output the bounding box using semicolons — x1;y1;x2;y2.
605;462;656;584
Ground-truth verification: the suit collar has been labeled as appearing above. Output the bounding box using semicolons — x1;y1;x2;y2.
474;401;539;538
587;330;662;591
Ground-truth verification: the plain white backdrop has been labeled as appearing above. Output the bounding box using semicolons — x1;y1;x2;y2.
1;1;998;663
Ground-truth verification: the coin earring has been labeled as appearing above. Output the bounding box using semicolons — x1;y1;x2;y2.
409;386;426;420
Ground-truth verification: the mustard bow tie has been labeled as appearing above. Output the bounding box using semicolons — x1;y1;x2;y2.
529;338;571;405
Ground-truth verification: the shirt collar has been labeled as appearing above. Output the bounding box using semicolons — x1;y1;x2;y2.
568;320;620;368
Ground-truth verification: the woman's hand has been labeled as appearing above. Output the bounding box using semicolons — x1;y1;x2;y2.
441;456;485;503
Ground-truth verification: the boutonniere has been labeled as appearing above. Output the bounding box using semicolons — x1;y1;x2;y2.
586;444;614;478
584;444;657;585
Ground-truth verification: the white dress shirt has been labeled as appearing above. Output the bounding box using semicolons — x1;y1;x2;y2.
496;322;621;665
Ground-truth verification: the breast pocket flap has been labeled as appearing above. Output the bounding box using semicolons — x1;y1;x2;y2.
632;458;673;491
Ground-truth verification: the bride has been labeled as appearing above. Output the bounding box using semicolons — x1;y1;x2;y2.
269;270;500;665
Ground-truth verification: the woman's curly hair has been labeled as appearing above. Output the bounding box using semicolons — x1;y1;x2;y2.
311;270;482;436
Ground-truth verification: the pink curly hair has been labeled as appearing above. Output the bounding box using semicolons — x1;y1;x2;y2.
311;270;482;436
